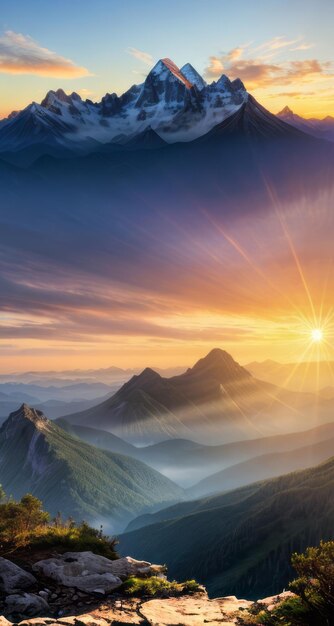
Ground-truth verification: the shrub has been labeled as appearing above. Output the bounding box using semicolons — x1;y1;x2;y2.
237;541;334;626
0;488;117;560
122;576;201;597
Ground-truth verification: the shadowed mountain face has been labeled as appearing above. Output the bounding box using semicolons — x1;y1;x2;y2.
63;349;333;445
119;456;334;599
277;105;334;141
0;404;184;531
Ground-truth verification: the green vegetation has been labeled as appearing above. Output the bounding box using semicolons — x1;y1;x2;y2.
0;405;184;529
238;541;334;625
0;488;117;559
122;575;201;597
120;457;334;598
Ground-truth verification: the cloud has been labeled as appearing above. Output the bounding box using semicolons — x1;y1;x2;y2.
0;30;90;78
127;47;153;66
256;36;301;52
291;43;315;51
203;38;332;90
227;47;244;62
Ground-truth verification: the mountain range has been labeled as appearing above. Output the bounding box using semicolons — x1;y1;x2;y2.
0;57;333;171
277;105;334;141
0;58;247;156
246;359;334;394
0;404;183;531
119;454;334;599
63;348;333;445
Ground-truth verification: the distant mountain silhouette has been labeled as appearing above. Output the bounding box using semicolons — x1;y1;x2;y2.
63;349;331;444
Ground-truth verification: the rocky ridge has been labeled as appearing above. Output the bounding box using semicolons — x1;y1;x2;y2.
0;553;293;625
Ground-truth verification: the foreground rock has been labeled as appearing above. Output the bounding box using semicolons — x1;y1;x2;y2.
0;553;292;624
5;593;49;619
141;594;252;625
260;590;295;610
0;559;36;594
32;553;164;595
33;552;122;595
0;593;253;626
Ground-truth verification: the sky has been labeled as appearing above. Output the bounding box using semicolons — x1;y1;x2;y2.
1;0;334;374
0;0;333;119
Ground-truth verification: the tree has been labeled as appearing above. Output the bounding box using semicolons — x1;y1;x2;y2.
238;542;334;626
289;541;334;624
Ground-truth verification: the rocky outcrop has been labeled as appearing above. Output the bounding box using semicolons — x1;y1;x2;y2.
32;553;165;594
0;559;36;594
0;593;252;626
32;553;123;595
0;553;293;625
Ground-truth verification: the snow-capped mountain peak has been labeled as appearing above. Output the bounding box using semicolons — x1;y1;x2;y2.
180;63;206;90
0;58;253;151
151;58;193;88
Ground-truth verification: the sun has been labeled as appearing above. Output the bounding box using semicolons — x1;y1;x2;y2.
311;328;323;343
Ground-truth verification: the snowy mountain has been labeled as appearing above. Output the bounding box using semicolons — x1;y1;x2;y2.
179;63;207;90
0;58;247;152
277;105;334;141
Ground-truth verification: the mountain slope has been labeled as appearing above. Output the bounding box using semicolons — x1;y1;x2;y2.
119;457;334;599
0;404;184;531
191;434;334;496
63;348;331;445
55;419;334;487
56;419;139;458
136;420;334;485
196;95;309;142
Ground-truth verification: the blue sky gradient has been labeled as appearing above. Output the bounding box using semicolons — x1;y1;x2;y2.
0;0;333;116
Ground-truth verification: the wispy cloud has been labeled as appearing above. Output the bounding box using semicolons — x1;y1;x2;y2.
255;36;301;52
291;43;315;51
0;30;90;78
127;47;153;66
203;38;332;90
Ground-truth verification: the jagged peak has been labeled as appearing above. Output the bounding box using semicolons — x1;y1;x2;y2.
3;404;48;431
230;77;246;91
188;348;250;381
180;63;206;90
278;105;294;116
150;58;193;88
117;366;161;398
70;91;82;102
137;366;161;381
40;88;81;109
216;74;231;87
14;403;47;421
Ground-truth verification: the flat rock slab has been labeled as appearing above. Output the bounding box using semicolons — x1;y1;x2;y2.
216;595;252;614
141;595;239;625
10;594;253;626
258;591;295;611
